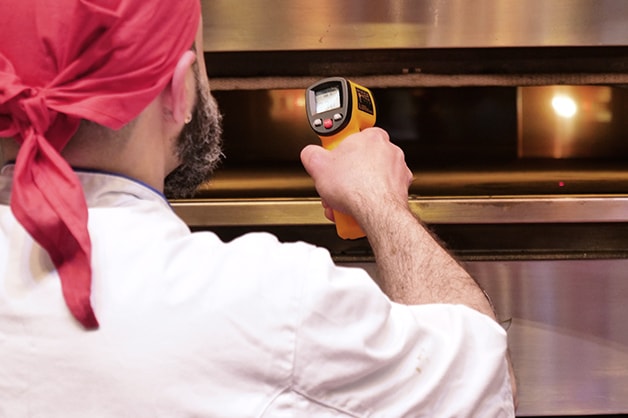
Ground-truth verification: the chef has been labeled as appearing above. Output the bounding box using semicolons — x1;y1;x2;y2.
0;0;516;415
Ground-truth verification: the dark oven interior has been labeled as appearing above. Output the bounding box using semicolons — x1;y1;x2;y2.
177;85;628;262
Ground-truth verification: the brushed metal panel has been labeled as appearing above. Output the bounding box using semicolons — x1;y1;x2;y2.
201;0;628;52
467;259;628;416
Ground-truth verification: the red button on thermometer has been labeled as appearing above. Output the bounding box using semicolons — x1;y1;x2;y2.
305;77;376;239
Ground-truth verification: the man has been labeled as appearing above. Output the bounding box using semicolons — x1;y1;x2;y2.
0;0;516;416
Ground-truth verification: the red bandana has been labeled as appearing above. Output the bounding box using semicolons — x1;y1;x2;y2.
0;0;201;328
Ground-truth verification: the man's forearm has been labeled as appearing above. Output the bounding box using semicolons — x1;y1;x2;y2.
362;199;497;320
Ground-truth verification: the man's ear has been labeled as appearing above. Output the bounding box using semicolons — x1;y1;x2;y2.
168;50;197;124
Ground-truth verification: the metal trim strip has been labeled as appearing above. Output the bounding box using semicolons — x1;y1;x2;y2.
171;195;628;227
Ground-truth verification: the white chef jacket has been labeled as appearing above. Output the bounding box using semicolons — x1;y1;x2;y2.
0;165;514;417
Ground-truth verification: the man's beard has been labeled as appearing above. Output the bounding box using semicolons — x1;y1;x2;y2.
164;72;223;199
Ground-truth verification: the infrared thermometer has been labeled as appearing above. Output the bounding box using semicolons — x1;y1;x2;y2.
305;77;377;239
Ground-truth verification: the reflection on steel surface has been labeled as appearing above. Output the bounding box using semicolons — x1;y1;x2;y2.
468;259;628;416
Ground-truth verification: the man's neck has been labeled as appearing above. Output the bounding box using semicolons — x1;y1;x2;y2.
0;137;19;165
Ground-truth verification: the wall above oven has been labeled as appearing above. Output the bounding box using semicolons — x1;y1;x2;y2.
202;0;628;51
200;0;628;90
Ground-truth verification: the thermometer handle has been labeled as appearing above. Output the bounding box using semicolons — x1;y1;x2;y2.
331;210;365;240
321;128;366;240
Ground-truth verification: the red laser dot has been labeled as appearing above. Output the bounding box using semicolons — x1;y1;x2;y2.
558;181;565;187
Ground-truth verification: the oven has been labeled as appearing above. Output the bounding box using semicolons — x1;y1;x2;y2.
171;1;628;415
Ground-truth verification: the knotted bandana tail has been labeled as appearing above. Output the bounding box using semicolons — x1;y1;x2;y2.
13;128;98;328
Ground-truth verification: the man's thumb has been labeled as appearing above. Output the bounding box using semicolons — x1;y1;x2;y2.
300;144;327;178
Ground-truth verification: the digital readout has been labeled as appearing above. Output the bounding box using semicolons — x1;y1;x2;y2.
315;87;341;113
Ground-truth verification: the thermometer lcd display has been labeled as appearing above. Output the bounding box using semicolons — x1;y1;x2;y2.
315;86;341;113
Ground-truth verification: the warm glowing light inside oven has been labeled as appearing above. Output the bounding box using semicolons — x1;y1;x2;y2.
519;85;620;159
551;95;578;118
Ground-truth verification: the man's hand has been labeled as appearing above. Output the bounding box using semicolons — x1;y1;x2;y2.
300;127;413;226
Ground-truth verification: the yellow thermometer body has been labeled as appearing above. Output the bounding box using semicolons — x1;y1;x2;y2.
305;77;377;239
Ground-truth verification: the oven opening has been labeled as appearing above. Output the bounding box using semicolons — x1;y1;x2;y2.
202;85;628;197
173;85;628;261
